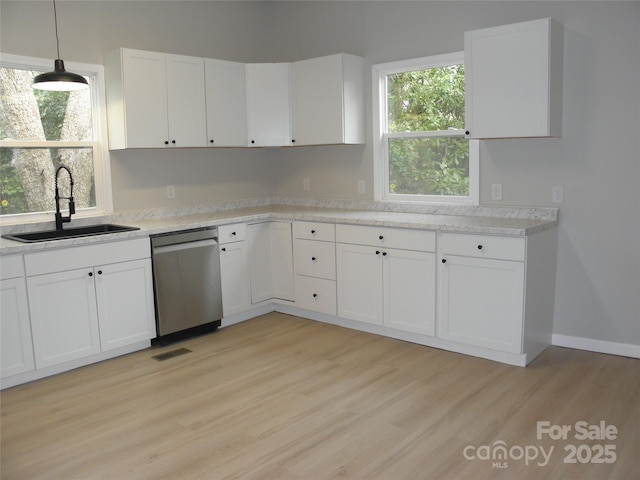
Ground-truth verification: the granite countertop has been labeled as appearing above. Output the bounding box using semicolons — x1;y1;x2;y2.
0;200;558;256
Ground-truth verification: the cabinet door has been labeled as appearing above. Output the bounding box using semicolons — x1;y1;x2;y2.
465;18;562;138
205;59;247;147
383;249;436;336
166;54;207;147
27;269;101;368
219;241;251;316
1;277;35;378
121;49;169;148
269;222;295;301
248;223;274;303
245;63;291;146
291;54;365;145
438;255;525;353
336;243;383;325
94;259;156;352
291;55;344;145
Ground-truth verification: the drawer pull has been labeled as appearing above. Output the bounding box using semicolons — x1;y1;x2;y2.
442;258;447;264
311;229;316;234
311;256;317;261
232;231;237;236
313;293;318;298
221;247;226;252
477;244;483;250
382;252;387;256
376;250;381;255
88;271;93;277
379;235;384;240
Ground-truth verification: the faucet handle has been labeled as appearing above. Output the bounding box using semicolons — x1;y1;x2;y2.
69;198;75;215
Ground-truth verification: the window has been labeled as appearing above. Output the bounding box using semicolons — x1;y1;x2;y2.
0;54;112;222
373;52;478;204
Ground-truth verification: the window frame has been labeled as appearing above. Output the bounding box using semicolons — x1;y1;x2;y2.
373;52;479;205
0;53;113;224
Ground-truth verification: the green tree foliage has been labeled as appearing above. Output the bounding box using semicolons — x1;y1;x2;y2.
386;65;469;196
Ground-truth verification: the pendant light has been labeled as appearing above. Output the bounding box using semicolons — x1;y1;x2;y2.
32;0;89;91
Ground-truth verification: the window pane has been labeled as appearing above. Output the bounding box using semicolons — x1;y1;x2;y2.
0;67;93;141
1;147;96;215
387;64;465;133
388;136;469;196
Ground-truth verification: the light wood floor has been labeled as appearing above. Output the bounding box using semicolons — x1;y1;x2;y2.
1;312;638;479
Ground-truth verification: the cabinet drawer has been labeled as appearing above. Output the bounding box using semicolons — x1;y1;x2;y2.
295;275;337;315
294;239;336;280
293;221;335;242
218;223;247;244
441;233;525;261
336;224;435;252
0;255;25;280
24;238;151;276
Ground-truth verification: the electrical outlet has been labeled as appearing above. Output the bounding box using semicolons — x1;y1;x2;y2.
303;178;310;191
357;180;366;194
491;183;503;201
166;185;175;199
552;186;564;204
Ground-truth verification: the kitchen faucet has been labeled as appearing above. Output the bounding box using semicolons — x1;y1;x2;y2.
55;165;75;230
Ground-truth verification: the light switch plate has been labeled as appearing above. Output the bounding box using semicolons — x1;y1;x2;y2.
491;183;503;201
552;186;564;204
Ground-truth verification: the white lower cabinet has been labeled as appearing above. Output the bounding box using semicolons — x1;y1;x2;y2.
437;232;528;354
293;222;337;315
336;225;436;335
23;239;156;370
247;222;295;303
1;255;35;379
219;223;251;316
27;268;103;368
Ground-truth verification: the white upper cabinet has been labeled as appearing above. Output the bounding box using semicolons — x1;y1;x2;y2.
464;18;563;138
106;48;207;149
205;59;247;147
245;63;292;147
291;53;366;146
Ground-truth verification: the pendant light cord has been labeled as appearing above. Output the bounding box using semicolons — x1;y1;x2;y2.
53;0;61;59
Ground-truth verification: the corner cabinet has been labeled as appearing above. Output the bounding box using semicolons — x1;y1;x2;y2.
24;238;156;369
247;222;295;302
105;48;207;149
464;18;563;138
291;54;366;146
245;63;292;147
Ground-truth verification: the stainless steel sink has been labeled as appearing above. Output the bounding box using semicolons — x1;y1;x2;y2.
2;224;140;243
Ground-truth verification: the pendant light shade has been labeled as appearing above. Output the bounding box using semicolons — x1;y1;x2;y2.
32;0;89;91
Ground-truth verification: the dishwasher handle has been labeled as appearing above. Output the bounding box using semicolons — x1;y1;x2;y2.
152;238;218;254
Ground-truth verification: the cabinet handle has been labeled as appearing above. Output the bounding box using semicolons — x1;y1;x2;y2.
210;139;214;144
221;247;226;252
97;270;103;275
232;231;237;236
382;252;387;256
291;139;296;143
442;258;447;264
88;271;93;277
313;293;318;298
164;141;169;145
376;250;381;255
171;140;176;144
378;235;384;240
465;130;470;136
477;244;483;250
311;256;317;261
311;229;316;234
251;140;255;144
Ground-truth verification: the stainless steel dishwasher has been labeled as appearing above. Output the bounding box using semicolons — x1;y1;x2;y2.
150;227;222;343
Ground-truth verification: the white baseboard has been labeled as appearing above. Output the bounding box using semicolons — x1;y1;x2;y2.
552;334;640;359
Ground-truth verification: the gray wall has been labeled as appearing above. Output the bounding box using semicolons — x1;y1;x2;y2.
2;1;639;347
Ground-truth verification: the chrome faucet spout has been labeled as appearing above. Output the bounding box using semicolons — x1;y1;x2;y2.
55;165;75;230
